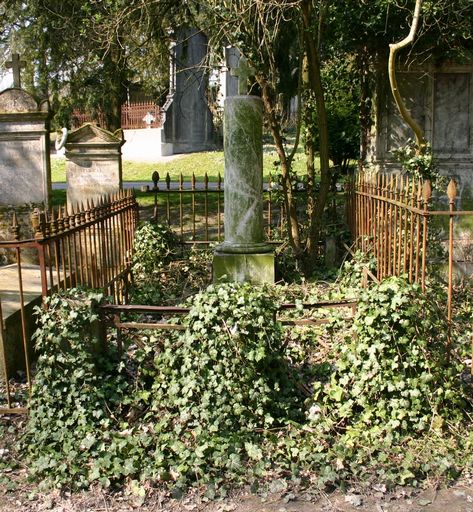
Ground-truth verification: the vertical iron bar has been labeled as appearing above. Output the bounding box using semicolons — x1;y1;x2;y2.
375;174;381;267
191;173;196;240
204;172;209;241
217;172;222;242
0;298;12;409
387;176;394;277
421;180;432;292
57;208;67;289
179;174;184;240
152;171;159;223
446;179;457;355
15;248;32;394
268;172;272;240
408;178;416;281
392;175;399;276
360;174;366;253
166;173;171;226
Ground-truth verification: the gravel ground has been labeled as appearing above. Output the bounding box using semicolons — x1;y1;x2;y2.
1;466;473;512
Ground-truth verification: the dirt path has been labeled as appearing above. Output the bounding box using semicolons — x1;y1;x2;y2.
1;477;473;512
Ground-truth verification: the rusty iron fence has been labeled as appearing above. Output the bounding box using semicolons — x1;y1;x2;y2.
346;172;432;287
121;102;163;129
72;102;163;130
144;171;325;245
0;191;139;413
100;299;358;356
346;171;473;368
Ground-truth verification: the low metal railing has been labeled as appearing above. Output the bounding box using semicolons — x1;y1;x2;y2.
0;191;139;413
100;299;358;354
346;171;473;365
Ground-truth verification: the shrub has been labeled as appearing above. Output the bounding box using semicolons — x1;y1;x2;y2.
24;284;302;490
132;222;177;276
304;277;470;484
129;222;177;304
23;278;472;491
145;282;303;487
24;290;128;489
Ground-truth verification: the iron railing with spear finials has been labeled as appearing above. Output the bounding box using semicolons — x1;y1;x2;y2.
0;191;139;413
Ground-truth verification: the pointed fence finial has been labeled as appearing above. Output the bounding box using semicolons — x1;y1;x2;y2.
422;180;432;203
11;212;20;240
447;179;457;204
31;208;45;239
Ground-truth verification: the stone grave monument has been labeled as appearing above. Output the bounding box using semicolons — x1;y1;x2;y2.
0;53;51;243
367;61;473;203
213;57;275;284
161;27;215;154
64;123;124;209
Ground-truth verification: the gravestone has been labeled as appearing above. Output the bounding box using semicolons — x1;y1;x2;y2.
65;123;124;208
161;27;215;154
213;57;275;284
367;62;473;205
0;53;51;245
213;47;241;111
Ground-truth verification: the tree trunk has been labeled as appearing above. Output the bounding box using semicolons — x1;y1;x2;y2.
358;46;371;166
105;92;122;132
102;49;125;132
260;79;303;256
388;0;425;149
300;0;331;273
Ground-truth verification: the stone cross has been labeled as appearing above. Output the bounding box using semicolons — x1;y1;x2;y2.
6;53;26;89
230;56;254;95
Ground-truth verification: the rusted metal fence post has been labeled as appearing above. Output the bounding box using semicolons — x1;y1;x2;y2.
446;179;457;355
421;180;432;292
152;171;159;222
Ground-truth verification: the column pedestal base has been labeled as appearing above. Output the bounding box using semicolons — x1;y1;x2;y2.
213;252;275;284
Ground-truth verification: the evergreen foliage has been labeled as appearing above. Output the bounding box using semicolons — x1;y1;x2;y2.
23;272;473;492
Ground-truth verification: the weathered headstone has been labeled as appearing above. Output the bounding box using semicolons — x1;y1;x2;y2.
367;63;473;205
0;54;51;244
213;58;275;284
65;123;124;208
161;27;215;154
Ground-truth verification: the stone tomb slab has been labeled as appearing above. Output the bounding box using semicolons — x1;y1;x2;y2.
0;264;44;376
0;264;65;377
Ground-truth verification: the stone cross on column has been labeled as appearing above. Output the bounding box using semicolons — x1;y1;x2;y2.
6;53;26;89
230;56;254;95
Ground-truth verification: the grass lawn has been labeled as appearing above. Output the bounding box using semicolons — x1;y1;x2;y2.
50;143;311;184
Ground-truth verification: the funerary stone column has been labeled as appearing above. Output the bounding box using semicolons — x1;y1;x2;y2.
213;58;274;283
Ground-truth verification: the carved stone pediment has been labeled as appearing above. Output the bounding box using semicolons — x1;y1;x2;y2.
67;123;123;144
0;88;39;113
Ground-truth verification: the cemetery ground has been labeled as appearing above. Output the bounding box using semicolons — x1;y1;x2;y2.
0;219;473;511
1;148;473;511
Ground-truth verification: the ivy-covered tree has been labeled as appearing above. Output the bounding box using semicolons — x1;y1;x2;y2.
192;0;473;273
